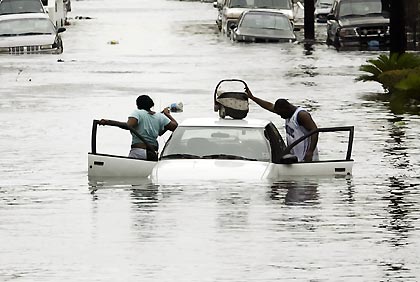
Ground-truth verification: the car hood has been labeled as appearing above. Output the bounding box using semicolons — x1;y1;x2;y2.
0;34;56;47
151;159;272;184
237;27;296;40
338;16;389;27
226;8;294;20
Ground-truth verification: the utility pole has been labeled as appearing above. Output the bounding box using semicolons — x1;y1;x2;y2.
389;0;407;54
304;0;315;42
303;0;315;54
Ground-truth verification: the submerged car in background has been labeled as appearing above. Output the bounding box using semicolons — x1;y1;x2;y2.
314;0;334;23
0;0;45;15
220;0;294;36
230;10;297;43
326;0;390;50
0;13;65;54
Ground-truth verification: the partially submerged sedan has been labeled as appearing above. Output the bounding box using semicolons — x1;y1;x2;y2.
230;10;296;43
0;13;65;54
88;118;354;184
0;0;45;15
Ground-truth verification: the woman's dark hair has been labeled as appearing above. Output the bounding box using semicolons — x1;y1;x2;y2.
136;95;154;111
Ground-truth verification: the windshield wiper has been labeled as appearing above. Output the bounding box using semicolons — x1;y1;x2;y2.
202;154;258;161
0;33;18;37
161;153;201;159
340;14;365;18
365;12;386;16
19;32;51;35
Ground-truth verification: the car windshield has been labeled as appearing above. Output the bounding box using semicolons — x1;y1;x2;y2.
229;0;291;9
161;126;271;162
241;13;291;30
0;18;54;36
0;0;44;15
338;0;386;17
316;0;334;8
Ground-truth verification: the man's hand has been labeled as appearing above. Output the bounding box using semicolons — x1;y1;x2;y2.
244;86;254;99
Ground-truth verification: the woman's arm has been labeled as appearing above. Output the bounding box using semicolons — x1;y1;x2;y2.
98;119;134;130
159;108;178;135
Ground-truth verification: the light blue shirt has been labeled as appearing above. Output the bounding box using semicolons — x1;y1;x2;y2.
129;109;171;148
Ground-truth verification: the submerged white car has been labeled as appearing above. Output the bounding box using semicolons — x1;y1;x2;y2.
0;13;65;54
88;117;354;184
221;0;294;36
230;10;297;43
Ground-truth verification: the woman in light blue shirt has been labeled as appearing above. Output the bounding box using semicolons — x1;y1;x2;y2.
100;95;178;160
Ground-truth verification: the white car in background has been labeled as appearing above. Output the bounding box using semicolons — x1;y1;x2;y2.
314;0;334;22
0;13;66;54
220;0;295;36
0;0;45;15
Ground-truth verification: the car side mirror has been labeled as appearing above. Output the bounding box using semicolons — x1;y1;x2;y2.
293;26;301;31
57;27;66;33
327;14;335;20
230;23;237;30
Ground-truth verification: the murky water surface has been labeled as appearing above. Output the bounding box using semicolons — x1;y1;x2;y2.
1;0;420;281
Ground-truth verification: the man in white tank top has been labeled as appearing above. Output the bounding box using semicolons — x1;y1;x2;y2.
245;87;319;162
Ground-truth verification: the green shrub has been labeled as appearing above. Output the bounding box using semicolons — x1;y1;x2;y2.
377;68;419;92
356;52;420;86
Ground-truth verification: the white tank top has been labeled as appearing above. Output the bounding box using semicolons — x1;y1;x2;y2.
285;107;319;162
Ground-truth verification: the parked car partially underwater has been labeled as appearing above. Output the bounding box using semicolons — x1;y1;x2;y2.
314;0;334;23
0;0;45;15
219;0;294;36
0;13;65;54
88;80;355;184
230;10;297;43
326;0;390;50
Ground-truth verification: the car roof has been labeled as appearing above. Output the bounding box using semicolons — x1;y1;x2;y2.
179;117;272;128
0;12;49;21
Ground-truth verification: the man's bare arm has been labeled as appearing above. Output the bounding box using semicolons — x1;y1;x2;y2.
298;111;318;162
245;87;275;113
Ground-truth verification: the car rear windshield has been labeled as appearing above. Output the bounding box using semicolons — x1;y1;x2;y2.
241;13;291;30
0;0;44;15
230;0;291;9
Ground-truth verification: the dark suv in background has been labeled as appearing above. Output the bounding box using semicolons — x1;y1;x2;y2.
326;0;390;50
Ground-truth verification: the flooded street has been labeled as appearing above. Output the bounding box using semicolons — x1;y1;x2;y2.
1;0;420;281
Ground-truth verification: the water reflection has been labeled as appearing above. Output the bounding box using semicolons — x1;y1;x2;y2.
384;116;410;169
130;185;161;240
269;180;319;205
383;179;414;247
130;184;160;211
216;184;251;230
377;116;419;281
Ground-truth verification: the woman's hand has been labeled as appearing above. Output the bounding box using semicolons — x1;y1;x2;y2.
162;107;171;116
